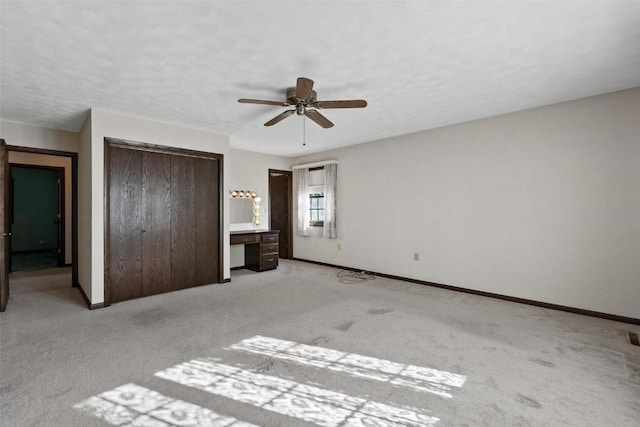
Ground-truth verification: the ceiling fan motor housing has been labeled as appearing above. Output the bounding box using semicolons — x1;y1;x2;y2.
287;87;317;106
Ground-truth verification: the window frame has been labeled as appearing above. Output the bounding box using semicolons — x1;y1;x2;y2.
308;166;325;227
309;192;324;227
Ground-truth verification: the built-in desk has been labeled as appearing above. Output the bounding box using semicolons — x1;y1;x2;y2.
230;230;279;272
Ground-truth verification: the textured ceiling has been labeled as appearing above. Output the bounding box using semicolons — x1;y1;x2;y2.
1;1;640;157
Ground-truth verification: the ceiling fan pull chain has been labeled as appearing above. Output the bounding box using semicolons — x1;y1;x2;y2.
303;115;306;146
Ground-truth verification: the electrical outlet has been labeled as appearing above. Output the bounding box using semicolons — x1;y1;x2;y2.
414;252;419;261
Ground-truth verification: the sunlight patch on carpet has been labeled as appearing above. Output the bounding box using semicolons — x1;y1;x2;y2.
228;335;466;398
155;358;439;427
74;383;258;427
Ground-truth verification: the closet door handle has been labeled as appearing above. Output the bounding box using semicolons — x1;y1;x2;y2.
2;233;11;237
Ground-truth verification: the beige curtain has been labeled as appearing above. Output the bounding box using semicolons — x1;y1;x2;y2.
294;168;310;236
323;164;337;239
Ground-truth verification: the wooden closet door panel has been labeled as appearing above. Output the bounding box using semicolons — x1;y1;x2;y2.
109;147;143;302
170;155;196;290
194;157;219;286
142;151;172;296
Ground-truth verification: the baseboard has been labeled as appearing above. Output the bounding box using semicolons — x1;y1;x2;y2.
223;278;232;283
293;258;640;326
77;283;105;310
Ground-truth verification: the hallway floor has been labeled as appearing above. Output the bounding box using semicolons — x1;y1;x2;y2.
0;261;638;426
11;250;59;272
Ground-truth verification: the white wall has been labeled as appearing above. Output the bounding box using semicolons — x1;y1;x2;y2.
78;113;92;301
0;120;79;153
228;148;291;267
292;87;640;319
88;110;230;304
7;152;73;264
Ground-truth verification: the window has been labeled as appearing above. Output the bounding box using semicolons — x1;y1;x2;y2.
309;192;324;226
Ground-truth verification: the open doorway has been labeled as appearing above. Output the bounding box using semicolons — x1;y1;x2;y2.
0;143;78;312
10;164;64;271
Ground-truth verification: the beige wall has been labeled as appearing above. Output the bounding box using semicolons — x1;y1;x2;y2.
0;120;79;153
292;87;640;319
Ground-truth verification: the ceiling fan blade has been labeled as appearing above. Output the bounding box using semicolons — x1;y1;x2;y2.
314;100;367;109
264;110;295;126
238;98;287;106
295;77;314;100
305;109;334;128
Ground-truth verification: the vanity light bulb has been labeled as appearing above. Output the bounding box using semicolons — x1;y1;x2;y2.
255;219;260;225
231;191;237;197
251;191;257;198
255;197;261;202
255;211;261;217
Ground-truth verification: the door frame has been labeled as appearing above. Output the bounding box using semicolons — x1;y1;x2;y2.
104;137;224;306
269;169;293;259
10;163;66;268
1;143;78;312
1;140;9;312
6;145;78;287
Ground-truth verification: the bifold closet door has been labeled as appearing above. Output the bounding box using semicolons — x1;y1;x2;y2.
141;151;172;296
170;155;196;289
109;147;143;302
108;143;220;303
194;157;219;286
169;156;220;289
110;148;174;302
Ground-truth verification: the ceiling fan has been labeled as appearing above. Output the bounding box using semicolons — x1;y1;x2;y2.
238;77;367;128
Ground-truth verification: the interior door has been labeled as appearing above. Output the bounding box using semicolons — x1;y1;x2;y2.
269;169;292;258
56;169;64;266
0;140;10;311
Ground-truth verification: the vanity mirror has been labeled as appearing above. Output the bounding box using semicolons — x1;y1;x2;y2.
230;190;261;226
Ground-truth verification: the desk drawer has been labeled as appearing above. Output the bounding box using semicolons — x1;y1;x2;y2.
261;254;278;270
261;243;278;254
261;233;278;244
230;234;260;245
